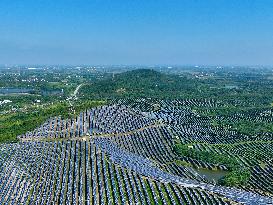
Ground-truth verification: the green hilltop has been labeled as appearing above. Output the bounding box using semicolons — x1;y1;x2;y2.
79;69;199;99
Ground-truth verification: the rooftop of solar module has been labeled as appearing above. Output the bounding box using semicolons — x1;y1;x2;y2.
9;100;272;204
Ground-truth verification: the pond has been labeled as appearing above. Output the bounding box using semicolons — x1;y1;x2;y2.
193;168;229;182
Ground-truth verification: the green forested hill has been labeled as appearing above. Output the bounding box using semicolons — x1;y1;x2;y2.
79;69;200;99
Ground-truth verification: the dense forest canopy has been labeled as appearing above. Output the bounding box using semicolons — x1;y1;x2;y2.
80;69;200;99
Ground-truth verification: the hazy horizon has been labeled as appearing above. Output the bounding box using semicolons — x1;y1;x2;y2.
1;64;273;69
1;0;273;65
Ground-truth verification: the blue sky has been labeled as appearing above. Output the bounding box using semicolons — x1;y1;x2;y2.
0;0;273;65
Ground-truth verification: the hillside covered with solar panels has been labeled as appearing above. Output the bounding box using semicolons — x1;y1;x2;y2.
0;67;273;204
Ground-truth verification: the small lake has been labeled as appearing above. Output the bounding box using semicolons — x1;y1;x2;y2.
0;88;34;94
194;168;229;182
0;88;63;96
